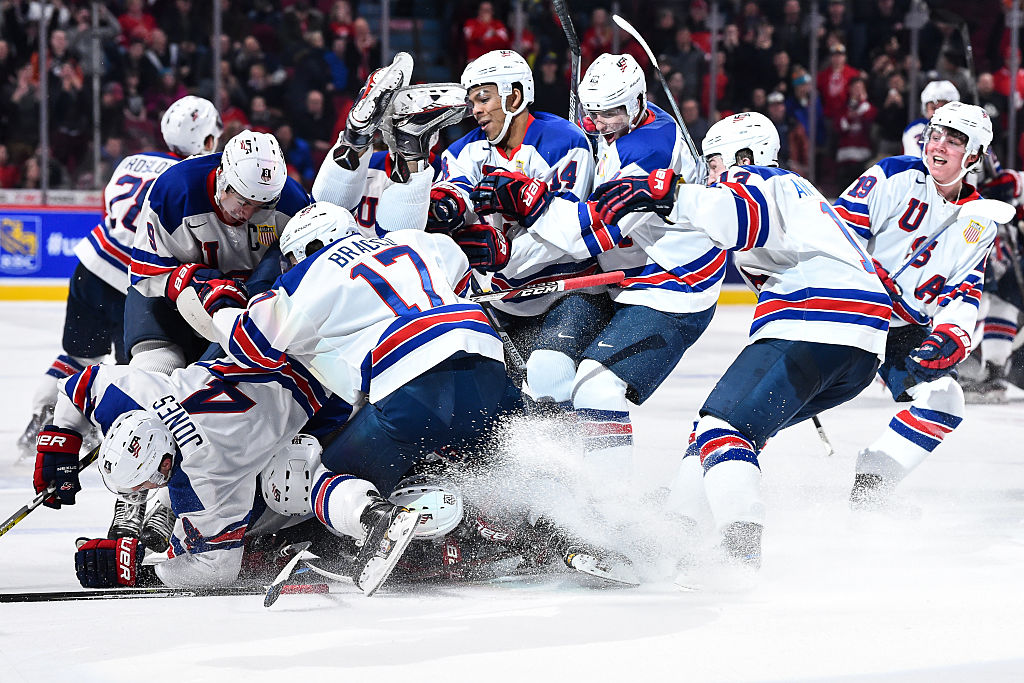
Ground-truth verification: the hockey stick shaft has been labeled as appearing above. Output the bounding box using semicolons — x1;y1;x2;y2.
0;584;328;603
811;416;834;457
0;446;100;540
611;14;709;185
468;270;624;303
552;0;582;127
470;278;527;373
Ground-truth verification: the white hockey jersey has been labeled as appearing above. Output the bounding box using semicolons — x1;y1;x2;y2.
74;151;180;293
666;166;892;355
53;359;332;587
312;148;434;233
211;229;504;404
833;156;995;337
130;153;311;297
440;111;597;316
526;105;725;314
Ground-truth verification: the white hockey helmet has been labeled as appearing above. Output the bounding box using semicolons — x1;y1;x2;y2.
161;95;223;157
388;474;464;540
216;130;288;206
701;111;781;168
279;202;358;266
920;80;960;115
98;410;176;499
260;434;322;516
924;101;993;183
578;53;648;136
461;49;534;144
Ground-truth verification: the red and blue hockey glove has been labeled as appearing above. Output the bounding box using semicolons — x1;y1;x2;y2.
979;170;1022;204
471;171;552;228
908;323;971;383
75;537;155;588
166;263;248;314
33;426;83;509
426;182;467;234
451;223;511;271
590;168;679;226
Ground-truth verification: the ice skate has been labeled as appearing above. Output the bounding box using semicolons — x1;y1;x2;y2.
351;498;422;596
15;404;53;462
107;495;147;539
540;522;639;587
139;501;176;553
341;52;413;151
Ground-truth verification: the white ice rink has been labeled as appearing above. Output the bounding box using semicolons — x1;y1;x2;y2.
1;300;1022;682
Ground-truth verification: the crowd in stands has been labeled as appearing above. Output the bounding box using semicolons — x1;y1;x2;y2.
0;0;1020;197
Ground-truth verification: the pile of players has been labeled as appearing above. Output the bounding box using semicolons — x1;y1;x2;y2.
24;44;1024;594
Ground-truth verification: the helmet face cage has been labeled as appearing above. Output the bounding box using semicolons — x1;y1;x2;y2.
98;410;176;500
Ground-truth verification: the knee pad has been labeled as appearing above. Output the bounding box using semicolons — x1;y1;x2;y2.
129;341;187;375
310;465;379;540
572;359;628;411
525;349;576;403
907;374;965;418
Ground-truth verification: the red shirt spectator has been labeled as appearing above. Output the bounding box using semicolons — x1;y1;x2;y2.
118;0;157;46
463;1;511;62
816;43;860;122
581;8;613;71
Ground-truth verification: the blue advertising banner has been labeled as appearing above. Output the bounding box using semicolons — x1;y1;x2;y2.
0;206;101;280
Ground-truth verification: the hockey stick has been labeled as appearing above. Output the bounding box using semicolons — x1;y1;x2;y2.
468;270;624;303
264;540;314;607
552;0;583;128
811;416;834;457
611;14;709;186
470;278;528;375
890;199;1015;286
0;446;100;540
0;584;328;603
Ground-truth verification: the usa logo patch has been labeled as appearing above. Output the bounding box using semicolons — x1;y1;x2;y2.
255;224;277;246
962;220;983;244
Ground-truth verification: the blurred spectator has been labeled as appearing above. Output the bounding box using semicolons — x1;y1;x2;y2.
100;136;125;180
118;0;157;46
925;50;973;99
994;48;1024;112
176;40;209;89
246;62;286;114
100;82;126;141
875;71;909;157
329;1;355;40
160;0;207;47
145;29;174;76
51;61;89;176
21;154;67;190
817;43;860;123
288;30;332;115
703;50;730;117
293;89;335;155
666;28;704;102
113;36;160;91
788;69;826;147
769;50;792;97
681;97;709;144
836;77;877;189
650;7;678;59
146;69;188;120
66;5;121;78
582;8;613;72
219;87;251;141
687;0;711;53
6;64;40;163
0;39;15;92
767;90;809;176
774;0;808;68
463;1;511;62
276;123;314;187
0;144;20;187
249;95;282;133
749;87;768;114
823;0;853;57
32;29;80;91
531;52;568;118
324;35;350;93
348;17;381;85
865;0;903;63
978;72;1009;156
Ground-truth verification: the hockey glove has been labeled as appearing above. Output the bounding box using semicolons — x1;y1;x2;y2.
590;168;680;226
426;182;467;233
451;223;511;271
471;171;552;228
979;170;1022;204
75;537;156;588
908;323;971;383
166;263;248;314
33;426;83;509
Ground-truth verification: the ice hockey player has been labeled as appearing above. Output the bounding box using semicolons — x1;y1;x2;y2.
903;80;960;156
16;96;222;463
31;353;426;595
126;129;310;376
462;53;723;490
834;102;1000;508
437;49;597;390
584;111;892;572
311;52;472;233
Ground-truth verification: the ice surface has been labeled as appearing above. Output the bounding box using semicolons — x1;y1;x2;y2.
1;301;1022;682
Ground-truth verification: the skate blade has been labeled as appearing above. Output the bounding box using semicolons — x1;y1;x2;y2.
567;553;640;587
357;511;422;597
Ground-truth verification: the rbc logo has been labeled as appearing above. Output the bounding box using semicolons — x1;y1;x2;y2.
0;215;42;274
